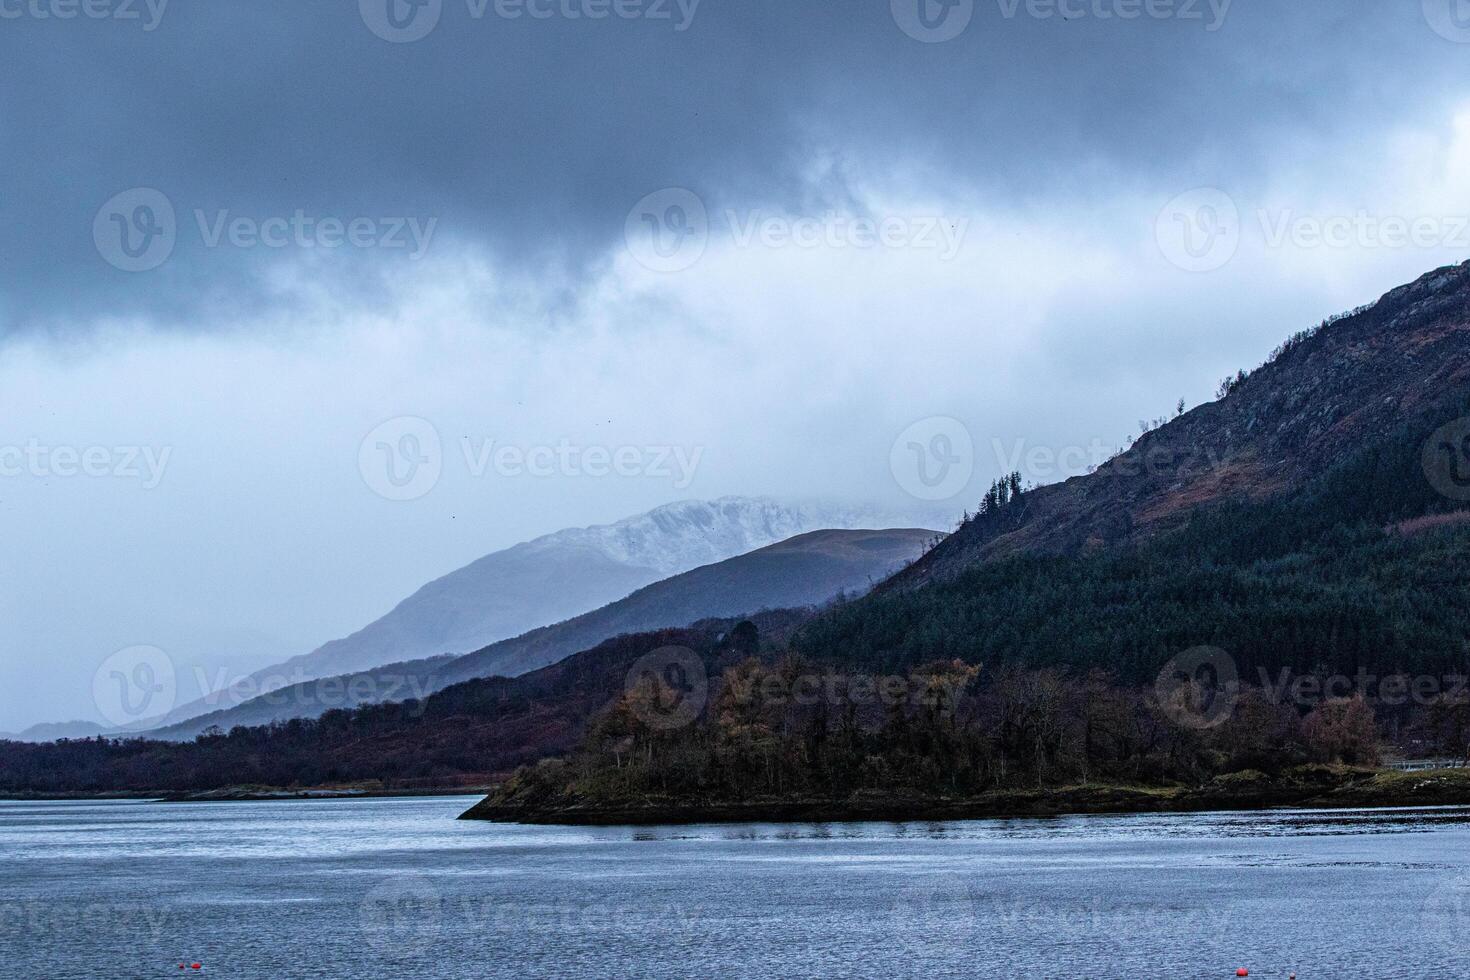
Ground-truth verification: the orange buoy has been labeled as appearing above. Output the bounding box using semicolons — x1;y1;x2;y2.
1236;971;1248;978
191;964;202;971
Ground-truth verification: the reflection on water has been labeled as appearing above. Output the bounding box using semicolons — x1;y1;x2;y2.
3;797;1469;977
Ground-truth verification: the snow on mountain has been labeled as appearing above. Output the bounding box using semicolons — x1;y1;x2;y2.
522;496;909;575
144;496;915;730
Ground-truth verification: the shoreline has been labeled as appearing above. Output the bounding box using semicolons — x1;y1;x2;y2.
459;767;1470;825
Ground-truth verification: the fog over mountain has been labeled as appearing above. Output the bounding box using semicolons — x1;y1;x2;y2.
139;496;913;731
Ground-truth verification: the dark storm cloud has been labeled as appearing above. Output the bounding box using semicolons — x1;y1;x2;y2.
0;0;1462;334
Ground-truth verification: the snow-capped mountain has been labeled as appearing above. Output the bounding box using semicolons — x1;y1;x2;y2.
146;496;917;730
526;496;908;575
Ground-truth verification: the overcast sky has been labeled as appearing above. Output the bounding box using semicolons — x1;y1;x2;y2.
4;0;1470;730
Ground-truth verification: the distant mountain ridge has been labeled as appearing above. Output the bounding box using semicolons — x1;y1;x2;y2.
434;527;940;684
0;720;107;743
140;496;913;731
148;527;938;740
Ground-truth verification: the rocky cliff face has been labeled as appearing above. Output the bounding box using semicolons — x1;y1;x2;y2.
900;261;1470;584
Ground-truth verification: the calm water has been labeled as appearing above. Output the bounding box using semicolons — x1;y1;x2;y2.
3;797;1469;978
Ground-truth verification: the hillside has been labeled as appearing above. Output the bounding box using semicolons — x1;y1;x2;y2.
898;261;1470;585
147;528;937;740
0;617;804;795
460;261;1470;822
145;496;903;730
434;527;938;684
796;262;1470;683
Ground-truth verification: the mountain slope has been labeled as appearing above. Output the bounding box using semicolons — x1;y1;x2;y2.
148;496;907;729
794;262;1470;683
149;527;938;739
434;527;939;684
899;261;1470;586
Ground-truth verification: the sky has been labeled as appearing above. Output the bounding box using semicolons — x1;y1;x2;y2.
5;0;1470;731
